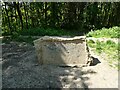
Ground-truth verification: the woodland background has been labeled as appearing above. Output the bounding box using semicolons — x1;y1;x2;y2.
2;2;120;36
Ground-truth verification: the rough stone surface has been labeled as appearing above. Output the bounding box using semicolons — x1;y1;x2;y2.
34;36;91;66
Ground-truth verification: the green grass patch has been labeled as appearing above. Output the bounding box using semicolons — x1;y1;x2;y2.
19;27;73;36
2;27;75;45
13;36;36;45
87;40;119;69
87;39;96;48
2;36;36;45
86;26;120;38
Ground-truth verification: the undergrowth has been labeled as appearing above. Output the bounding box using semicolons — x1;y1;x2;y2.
19;27;73;36
86;26;120;38
2;36;36;45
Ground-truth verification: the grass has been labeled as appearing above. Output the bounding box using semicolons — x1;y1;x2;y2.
86;26;120;38
19;27;74;36
86;26;119;69
87;39;119;70
13;36;36;45
2;27;75;45
2;27;75;44
2;36;36;45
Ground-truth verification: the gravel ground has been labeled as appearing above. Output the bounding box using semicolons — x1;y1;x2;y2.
2;42;118;89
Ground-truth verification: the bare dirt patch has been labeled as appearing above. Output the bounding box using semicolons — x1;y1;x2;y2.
2;42;118;88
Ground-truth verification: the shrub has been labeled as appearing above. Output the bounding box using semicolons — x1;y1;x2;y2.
86;26;120;38
19;27;73;36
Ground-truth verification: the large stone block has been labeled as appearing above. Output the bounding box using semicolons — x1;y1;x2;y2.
34;36;91;66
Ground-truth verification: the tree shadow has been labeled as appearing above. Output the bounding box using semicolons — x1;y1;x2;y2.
58;67;97;89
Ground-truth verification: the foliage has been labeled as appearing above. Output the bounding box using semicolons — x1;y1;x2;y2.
13;36;35;45
86;26;120;38
2;2;120;35
2;36;36;45
19;28;73;36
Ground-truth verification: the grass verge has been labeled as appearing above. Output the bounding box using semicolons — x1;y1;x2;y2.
86;26;120;38
87;39;119;70
2;36;36;45
19;27;73;36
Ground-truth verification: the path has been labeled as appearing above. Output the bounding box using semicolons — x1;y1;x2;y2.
2;42;118;88
83;48;118;88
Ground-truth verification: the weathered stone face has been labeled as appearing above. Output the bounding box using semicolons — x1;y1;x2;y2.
34;36;91;66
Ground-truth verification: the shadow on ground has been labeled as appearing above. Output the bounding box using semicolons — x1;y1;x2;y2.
90;56;101;66
2;41;97;89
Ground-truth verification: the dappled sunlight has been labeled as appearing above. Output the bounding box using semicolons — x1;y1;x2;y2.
2;41;97;88
57;67;97;88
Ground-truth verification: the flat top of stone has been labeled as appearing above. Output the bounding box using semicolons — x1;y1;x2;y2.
34;36;86;43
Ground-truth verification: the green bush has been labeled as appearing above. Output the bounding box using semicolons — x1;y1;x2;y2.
86;26;120;38
11;32;19;39
19;27;73;36
13;36;36;45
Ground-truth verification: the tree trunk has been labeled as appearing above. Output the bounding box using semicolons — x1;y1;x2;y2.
44;2;47;27
23;2;28;29
14;2;23;30
5;2;12;34
51;3;56;28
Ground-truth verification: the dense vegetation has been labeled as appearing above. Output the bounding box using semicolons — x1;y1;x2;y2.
2;2;120;36
87;26;120;38
19;28;73;36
